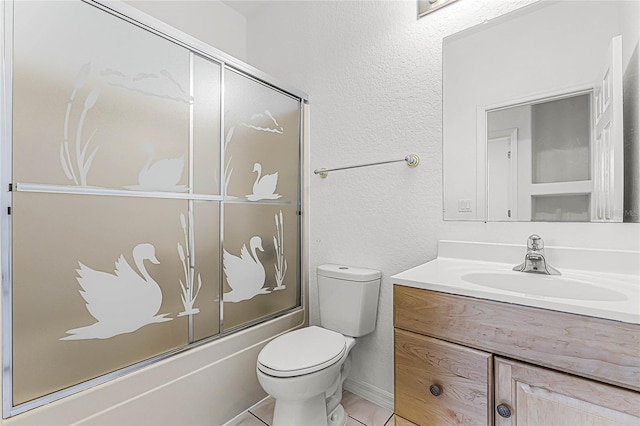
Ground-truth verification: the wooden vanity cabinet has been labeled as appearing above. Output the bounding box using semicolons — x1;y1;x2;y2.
393;284;640;425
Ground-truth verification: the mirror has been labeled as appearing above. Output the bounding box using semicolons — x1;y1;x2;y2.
443;0;639;222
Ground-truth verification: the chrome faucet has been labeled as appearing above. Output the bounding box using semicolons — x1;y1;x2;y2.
513;234;561;275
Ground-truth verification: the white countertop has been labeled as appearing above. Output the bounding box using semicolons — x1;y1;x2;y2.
391;241;640;324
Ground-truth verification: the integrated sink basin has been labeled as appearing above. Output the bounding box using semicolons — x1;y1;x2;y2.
391;240;640;324
461;271;627;301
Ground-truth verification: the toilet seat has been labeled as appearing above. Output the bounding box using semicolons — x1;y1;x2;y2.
257;326;346;378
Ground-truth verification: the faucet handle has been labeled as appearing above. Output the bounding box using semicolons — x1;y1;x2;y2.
527;234;544;251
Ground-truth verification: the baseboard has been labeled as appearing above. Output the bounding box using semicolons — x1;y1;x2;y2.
343;378;394;412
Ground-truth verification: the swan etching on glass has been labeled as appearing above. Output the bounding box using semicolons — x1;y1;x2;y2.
246;163;281;201
223;236;270;303
125;143;186;192
60;243;172;340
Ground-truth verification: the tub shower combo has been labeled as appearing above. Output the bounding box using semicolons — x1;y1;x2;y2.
0;0;306;417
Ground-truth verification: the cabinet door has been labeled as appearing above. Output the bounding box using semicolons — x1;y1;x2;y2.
394;328;492;425
495;357;640;425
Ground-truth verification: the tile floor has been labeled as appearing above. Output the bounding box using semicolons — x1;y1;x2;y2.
227;391;417;426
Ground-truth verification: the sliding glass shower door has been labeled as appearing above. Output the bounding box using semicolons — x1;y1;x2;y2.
2;0;303;416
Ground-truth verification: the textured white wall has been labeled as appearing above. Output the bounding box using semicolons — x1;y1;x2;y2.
620;0;640;222
245;0;640;403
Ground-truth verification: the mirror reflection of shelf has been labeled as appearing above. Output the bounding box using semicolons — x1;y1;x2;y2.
532;194;590;222
529;181;592;196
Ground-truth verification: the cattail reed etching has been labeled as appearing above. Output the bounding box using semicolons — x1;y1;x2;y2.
60;62;100;186
177;212;202;316
273;210;287;290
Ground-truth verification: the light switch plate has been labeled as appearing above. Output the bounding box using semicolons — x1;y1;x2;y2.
458;198;472;212
418;0;459;18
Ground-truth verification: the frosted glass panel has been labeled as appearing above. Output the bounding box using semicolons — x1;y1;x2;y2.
224;70;300;201
531;194;590;222
13;1;189;191
5;0;302;413
532;94;591;184
193;56;222;195
222;204;298;330
192;201;221;341
11;193;189;405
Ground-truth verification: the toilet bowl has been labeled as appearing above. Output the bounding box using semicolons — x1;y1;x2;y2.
256;264;381;426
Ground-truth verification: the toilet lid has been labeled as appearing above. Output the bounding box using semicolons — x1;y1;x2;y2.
257;326;346;378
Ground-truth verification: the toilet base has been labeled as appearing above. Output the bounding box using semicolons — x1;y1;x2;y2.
328;404;347;426
271;397;347;426
272;393;327;426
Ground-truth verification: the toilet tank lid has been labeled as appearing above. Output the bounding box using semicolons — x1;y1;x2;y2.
317;264;381;281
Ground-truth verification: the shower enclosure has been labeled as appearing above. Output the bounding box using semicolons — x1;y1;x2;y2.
1;0;306;417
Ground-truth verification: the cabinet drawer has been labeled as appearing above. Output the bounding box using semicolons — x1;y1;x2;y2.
394;328;492;425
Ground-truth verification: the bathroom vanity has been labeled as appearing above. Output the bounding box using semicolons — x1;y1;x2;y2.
392;241;640;425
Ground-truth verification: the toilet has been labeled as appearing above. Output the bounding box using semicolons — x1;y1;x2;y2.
256;264;381;426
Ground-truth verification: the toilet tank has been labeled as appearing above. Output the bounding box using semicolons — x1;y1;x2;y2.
317;264;381;337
